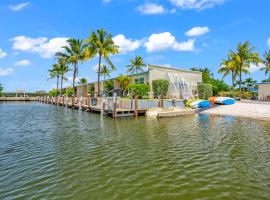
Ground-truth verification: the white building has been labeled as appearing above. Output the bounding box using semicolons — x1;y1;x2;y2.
258;82;270;101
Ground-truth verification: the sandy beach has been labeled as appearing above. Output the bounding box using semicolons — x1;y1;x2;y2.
201;102;270;121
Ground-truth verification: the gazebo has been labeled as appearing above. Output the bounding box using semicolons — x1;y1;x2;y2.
16;89;26;97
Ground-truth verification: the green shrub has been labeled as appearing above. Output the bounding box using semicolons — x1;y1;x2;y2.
198;84;213;100
48;89;60;97
64;87;74;97
128;84;150;98
152;79;169;98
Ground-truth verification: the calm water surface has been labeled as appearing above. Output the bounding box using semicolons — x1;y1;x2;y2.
1;102;270;200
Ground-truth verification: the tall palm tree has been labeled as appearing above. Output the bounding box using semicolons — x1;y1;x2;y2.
100;64;111;80
86;29;119;96
56;38;88;95
126;56;146;74
218;52;237;97
48;64;60;96
116;74;131;96
260;50;270;80
57;58;70;95
78;77;88;85
231;41;260;99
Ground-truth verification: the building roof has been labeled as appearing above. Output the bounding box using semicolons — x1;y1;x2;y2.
257;82;270;85
148;64;202;74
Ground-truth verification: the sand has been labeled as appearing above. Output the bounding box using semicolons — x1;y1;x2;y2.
201;102;270;121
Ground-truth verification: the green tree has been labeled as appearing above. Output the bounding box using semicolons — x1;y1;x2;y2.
230;41;260;99
57;58;70;96
56;38;88;95
117;75;131;95
100;64;111;80
48;64;61;95
87;29;119;96
260;50;270;80
126;56;146;74
78;77;88;85
218;52;237;97
0;83;3;97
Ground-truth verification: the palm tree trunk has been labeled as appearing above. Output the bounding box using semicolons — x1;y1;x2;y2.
239;66;242;100
232;71;235;98
72;63;77;96
60;75;64;96
97;54;102;97
56;76;59;97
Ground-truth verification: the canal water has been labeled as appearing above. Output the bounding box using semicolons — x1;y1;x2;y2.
1;102;270;199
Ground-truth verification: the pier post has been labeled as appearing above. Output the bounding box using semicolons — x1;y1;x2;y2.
88;96;91;111
72;96;74;109
112;93;117;118
62;96;65;107
158;95;163;108
134;95;138;117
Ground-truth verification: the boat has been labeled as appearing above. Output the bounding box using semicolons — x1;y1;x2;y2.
190;100;211;109
214;97;235;105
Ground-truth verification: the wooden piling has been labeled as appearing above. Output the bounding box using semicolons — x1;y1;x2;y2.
134;95;138;117
88;96;91;111
72;96;74;109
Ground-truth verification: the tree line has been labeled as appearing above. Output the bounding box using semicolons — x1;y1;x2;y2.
48;29;146;96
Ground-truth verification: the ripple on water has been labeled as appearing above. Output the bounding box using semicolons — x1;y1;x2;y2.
1;103;270;199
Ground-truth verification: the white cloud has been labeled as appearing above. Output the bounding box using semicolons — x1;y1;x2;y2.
137;3;167;15
0;48;7;59
15;59;31;66
9;2;30;11
173;39;195;51
169;0;225;10
185;26;210;37
249;63;265;73
267;37;270;48
144;32;195;52
10;36;68;58
0;68;13;76
113;34;142;53
33;37;69;58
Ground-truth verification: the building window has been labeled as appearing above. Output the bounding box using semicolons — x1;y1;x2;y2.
135;77;144;84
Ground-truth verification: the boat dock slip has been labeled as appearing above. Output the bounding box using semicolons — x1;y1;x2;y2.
37;96;147;118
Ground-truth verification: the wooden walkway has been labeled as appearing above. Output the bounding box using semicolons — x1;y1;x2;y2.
37;96;147;118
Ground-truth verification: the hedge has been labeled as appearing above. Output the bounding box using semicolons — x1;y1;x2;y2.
198;84;213;100
128;84;150;97
152;79;169;98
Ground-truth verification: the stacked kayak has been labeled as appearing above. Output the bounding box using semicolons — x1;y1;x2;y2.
214;97;235;105
189;100;211;109
208;96;218;105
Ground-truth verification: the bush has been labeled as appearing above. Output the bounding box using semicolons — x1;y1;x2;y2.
152;79;169;98
64;87;74;97
198;84;213;100
128;84;150;98
48;89;60;97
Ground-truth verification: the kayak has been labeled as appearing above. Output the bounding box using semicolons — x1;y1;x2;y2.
186;99;197;107
208;96;218;105
214;97;235;105
190;100;211;109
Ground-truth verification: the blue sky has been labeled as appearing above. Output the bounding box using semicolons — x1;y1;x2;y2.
0;0;270;92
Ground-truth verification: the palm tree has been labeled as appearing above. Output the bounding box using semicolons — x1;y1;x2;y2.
48;64;60;96
231;41;260;99
116;75;131;96
100;64;111;80
260;50;270;80
86;29;119;96
57;58;70;95
56;38;88;95
218;52;237;97
126;56;146;74
78;77;88;85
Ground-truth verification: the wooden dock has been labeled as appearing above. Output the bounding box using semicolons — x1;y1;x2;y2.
37;96;147;118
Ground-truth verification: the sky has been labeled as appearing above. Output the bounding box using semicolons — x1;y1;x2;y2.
0;0;270;92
